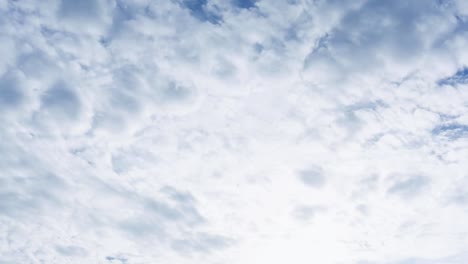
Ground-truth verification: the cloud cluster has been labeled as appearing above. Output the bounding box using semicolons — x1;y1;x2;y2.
1;0;468;263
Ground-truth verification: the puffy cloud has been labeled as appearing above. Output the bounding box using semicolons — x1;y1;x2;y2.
387;175;430;199
1;0;468;263
292;205;327;222
298;166;326;188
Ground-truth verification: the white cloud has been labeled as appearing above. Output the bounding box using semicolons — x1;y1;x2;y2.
1;0;468;263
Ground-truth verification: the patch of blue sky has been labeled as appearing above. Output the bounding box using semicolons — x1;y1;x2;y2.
181;0;222;24
437;67;468;86
432;123;468;140
231;0;257;9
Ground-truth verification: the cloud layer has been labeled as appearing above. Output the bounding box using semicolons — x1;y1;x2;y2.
1;0;468;263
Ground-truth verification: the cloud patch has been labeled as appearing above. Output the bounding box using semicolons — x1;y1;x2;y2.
298;166;326;188
1;0;468;263
387;175;430;199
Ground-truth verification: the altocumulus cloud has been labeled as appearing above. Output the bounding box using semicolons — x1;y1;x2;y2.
1;0;468;263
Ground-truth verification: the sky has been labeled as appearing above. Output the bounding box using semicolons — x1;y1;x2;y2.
1;0;468;263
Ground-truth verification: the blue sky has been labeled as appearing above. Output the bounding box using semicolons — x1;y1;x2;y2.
1;0;468;263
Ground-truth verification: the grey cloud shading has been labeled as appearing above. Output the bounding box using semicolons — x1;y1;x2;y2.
0;154;214;255
161;186;197;204
387;175;430;199
432;123;468;141
445;181;468;206
171;233;233;254
337;1;424;59
108;66;154;109
143;197;204;225
352;174;380;199
106;255;128;264
85;183;207;240
360;174;379;190
298;166;326;188
356;204;369;215
58;0;104;21
449;191;468;206
40;82;82;121
213;57;237;79
55;245;87;257
0;172;66;218
341;99;388;133
0;72;25;111
117;218;165;238
336;109;363;136
162;81;195;102
303;0;455;83
101;2;130;46
16;50;60;85
292;205;326;222
0;140;67;219
56;0;114;36
149;187;204;224
98;186;227;255
90;64;199;134
110;146;160;175
108;90;141;115
111;153;131;174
